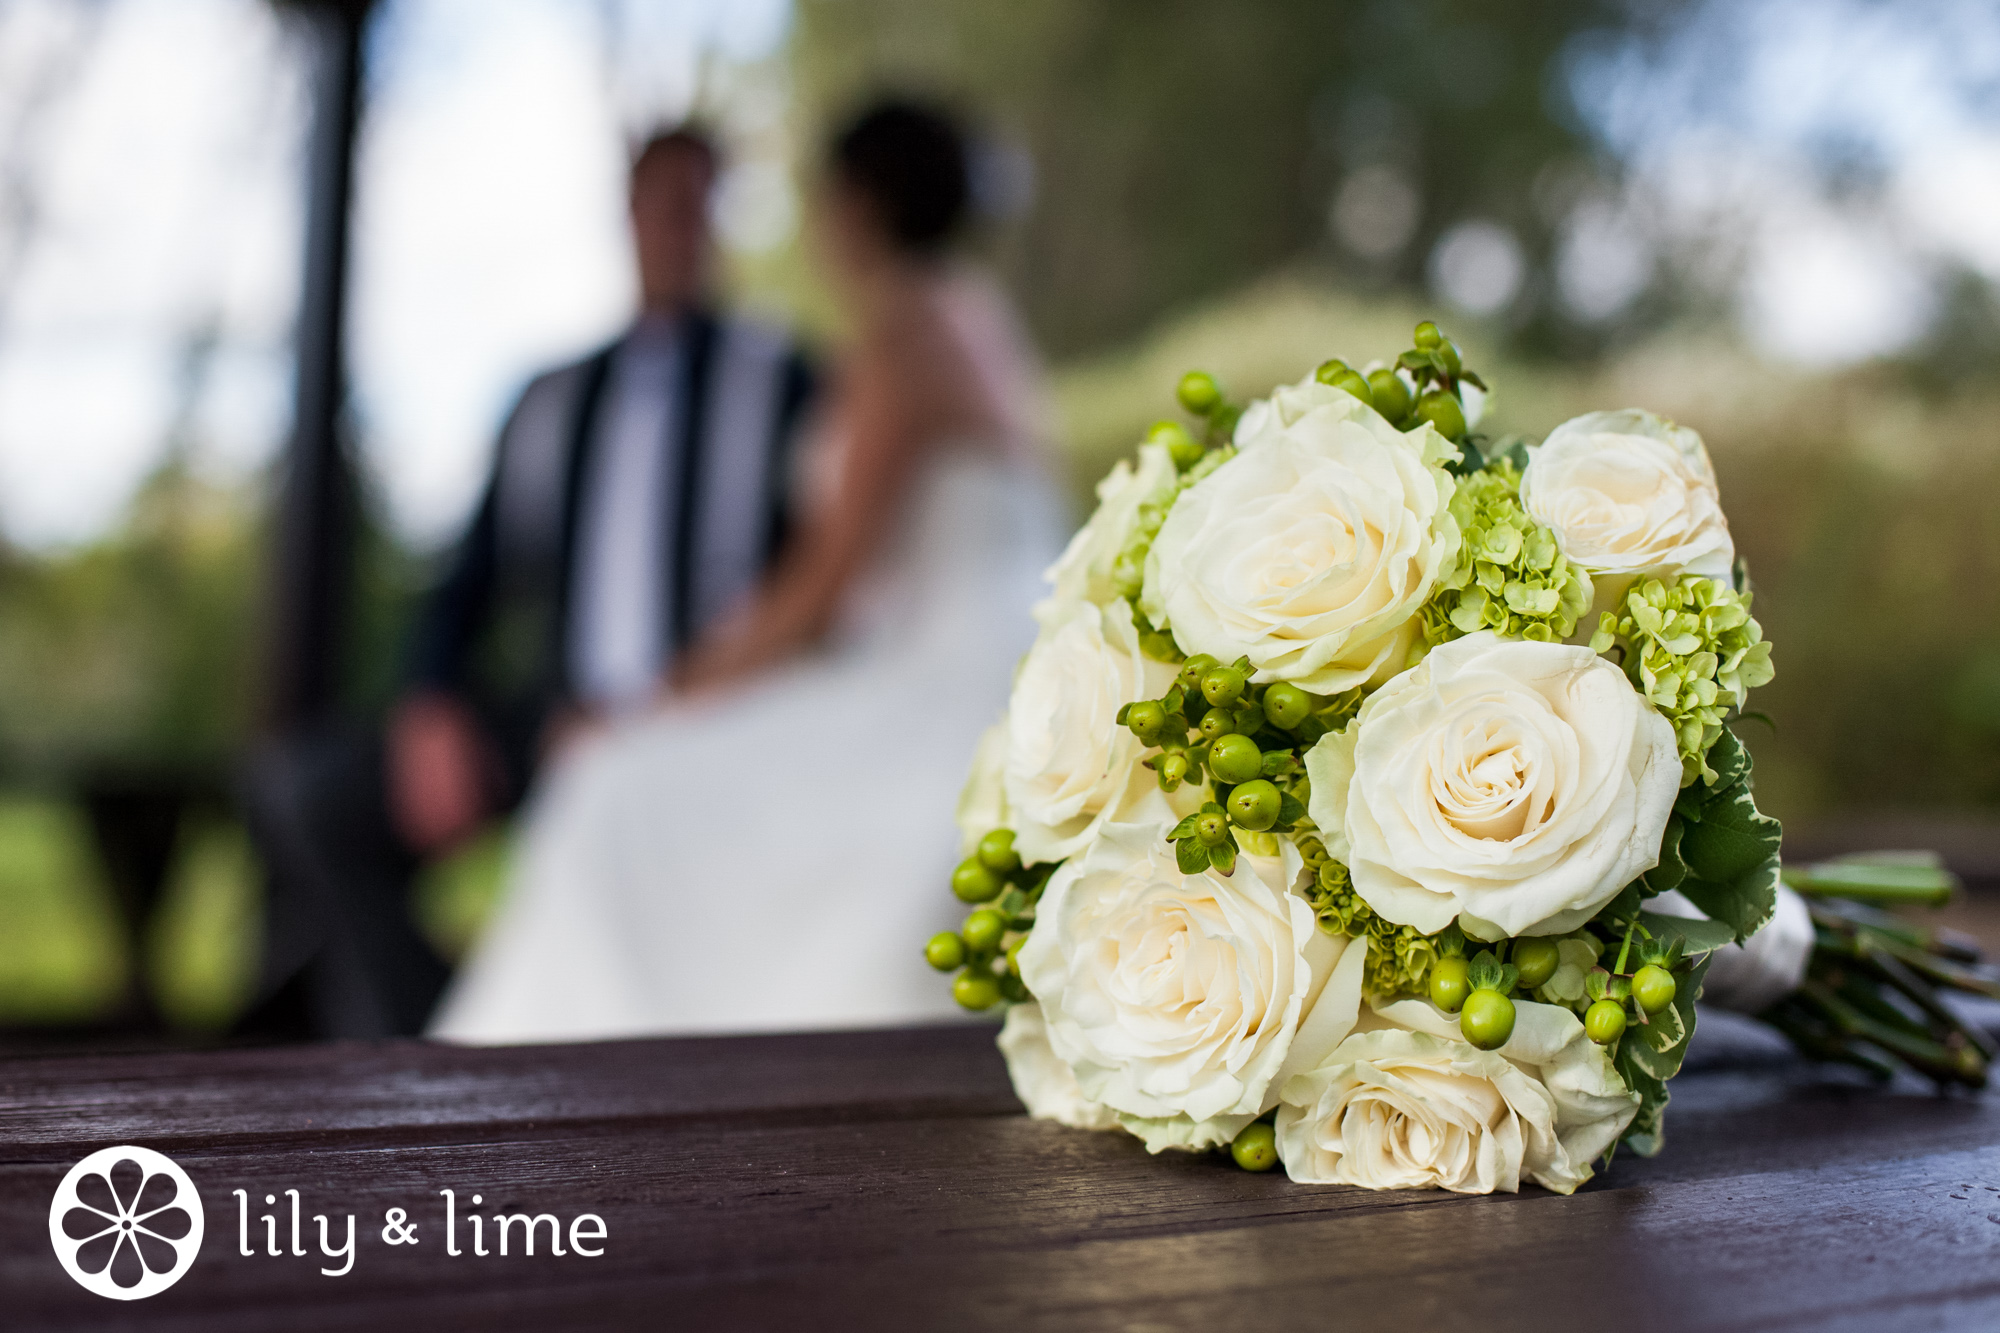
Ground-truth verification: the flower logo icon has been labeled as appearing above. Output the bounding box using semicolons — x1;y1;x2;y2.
49;1146;204;1300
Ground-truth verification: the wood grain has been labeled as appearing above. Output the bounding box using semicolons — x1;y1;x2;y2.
1;1023;1994;1331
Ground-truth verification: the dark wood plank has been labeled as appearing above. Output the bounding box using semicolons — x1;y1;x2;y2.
1;1026;1994;1331
0;1023;1017;1154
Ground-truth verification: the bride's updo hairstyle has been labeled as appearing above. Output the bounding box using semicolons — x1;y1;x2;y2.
830;99;971;256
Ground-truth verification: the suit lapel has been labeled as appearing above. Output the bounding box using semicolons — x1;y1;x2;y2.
550;341;618;699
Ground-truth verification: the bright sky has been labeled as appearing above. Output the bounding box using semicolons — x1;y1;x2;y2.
0;0;1993;551
0;0;791;550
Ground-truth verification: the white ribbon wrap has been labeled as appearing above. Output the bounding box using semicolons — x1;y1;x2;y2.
1650;884;1814;1015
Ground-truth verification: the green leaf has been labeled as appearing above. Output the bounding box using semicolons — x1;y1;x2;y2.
1175;838;1209;875
1677;791;1781;941
1703;727;1753;791
1640;814;1687;896
1467;950;1505;992
1614;1052;1669;1158
1209;841;1237;876
1276;793;1307;826
1167;814;1198;841
1670;731;1782;942
1598;881;1646;926
1622;951;1713;1085
1636;910;1737;957
1634;998;1686;1057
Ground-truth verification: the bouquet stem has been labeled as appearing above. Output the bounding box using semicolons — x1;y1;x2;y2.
1763;898;1997;1091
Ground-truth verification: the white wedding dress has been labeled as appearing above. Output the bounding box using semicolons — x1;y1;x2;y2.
431;446;1066;1043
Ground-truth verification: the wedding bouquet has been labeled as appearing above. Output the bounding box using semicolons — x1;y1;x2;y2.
930;323;1990;1195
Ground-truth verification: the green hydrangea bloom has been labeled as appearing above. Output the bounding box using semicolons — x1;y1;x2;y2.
1296;834;1438;1000
1111;444;1236;602
1590;574;1776;786
1418;460;1592;650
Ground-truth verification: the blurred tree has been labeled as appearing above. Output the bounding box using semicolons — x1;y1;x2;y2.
792;0;1622;359
0;462;258;786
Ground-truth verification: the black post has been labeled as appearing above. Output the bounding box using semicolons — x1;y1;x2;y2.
263;0;374;731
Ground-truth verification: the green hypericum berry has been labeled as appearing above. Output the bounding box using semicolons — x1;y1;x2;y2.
924;932;965;972
1313;358;1350;385
1632;964;1678;1015
1177;371;1221;415
1226;779;1282;832
1178;654;1221;692
953;967;1002;1011
1128;699;1169;744
1200;666;1247;708
1414;391;1466;440
1460;988;1516;1050
1230;1121;1279;1172
1208;734;1263;785
1513;937;1561;990
977;828;1021;875
1366;368;1412;423
1139;630;1181;662
1197;707;1236;742
1429;955;1471;1013
1330;369;1374;409
1148;419;1205;470
1413;320;1443;350
1585;998;1628;1044
962;908;1007;954
951;858;1003;903
1194;809;1231;847
1260;681;1313;730
1158;751;1191;789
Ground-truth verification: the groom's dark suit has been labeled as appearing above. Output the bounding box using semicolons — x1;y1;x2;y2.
242;310;817;1039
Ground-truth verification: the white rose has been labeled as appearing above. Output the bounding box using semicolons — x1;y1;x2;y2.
1306;631;1679;937
1276;997;1637;1194
1038;441;1179;621
1142;377;1461;693
997;1003;1122;1131
1005;598;1187;865
1017;820;1368;1133
1521;409;1734;584
954;720;1011;856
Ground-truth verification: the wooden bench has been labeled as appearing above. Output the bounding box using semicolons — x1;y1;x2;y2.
2;1020;1994;1329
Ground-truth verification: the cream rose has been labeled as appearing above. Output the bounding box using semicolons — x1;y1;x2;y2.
1038;440;1179;620
997;1002;1122;1131
1017;820;1367;1134
1306;631;1679;937
1004;599;1187;865
1276;997;1637;1194
1521;409;1734;583
1140;377;1460;693
954;720;1011;856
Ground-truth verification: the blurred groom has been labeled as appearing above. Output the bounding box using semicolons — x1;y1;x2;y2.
242;126;818;1040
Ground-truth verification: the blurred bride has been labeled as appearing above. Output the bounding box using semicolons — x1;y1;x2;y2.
432;101;1065;1042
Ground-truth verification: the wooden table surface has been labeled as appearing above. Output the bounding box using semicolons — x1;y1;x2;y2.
1;1020;1996;1332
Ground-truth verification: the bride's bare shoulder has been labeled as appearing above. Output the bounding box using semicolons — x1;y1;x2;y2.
852;268;1041;448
